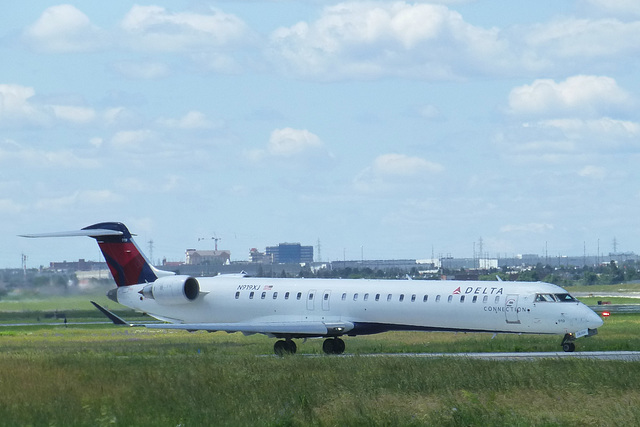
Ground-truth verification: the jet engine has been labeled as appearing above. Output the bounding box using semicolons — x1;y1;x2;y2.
140;275;200;305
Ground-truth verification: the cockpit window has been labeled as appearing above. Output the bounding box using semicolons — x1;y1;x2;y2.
554;293;577;302
535;293;556;302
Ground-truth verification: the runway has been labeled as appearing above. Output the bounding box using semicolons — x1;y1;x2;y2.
353;351;640;361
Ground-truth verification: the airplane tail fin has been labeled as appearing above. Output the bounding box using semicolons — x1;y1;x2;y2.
22;222;173;287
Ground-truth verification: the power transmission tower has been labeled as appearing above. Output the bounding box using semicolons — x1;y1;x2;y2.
316;238;322;262
148;240;154;265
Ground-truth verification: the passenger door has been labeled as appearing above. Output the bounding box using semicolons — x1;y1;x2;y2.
505;294;520;324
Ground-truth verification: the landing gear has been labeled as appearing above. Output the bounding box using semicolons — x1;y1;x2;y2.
322;337;345;355
561;333;576;352
274;339;297;356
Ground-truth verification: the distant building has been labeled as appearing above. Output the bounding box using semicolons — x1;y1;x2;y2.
49;259;107;271
250;248;272;264
266;243;313;264
185;249;231;265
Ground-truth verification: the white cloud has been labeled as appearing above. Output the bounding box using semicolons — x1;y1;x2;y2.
268;2;509;80
120;5;249;51
267;128;323;157
0;84;108;128
354;153;444;192
500;223;554;234
581;0;640;17
508;75;631;117
89;137;103;148
22;4;105;53
0;139;100;168
539;118;640;140
524;18;640;59
0;84;46;126
103;107;135;127
417;104;441;120
0;199;24;214
111;61;171;79
372;153;444;176
34;190;120;212
578;165;607;179
158;111;217;129
110;129;154;149
50;105;97;124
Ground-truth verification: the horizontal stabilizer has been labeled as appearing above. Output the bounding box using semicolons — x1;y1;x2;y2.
20;229;123;238
90;301;131;326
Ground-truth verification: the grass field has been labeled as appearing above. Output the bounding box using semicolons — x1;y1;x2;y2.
1;288;639;426
0;302;639;425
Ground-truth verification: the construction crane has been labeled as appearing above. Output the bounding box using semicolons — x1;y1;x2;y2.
199;236;222;251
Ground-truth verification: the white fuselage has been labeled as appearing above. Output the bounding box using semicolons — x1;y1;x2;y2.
114;276;603;337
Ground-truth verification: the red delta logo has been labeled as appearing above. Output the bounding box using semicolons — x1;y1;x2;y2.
453;287;461;294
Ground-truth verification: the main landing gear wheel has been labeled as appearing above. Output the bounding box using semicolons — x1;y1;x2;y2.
274;339;297;356
561;333;576;352
322;338;346;355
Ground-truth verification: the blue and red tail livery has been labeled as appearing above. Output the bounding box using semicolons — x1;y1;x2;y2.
81;222;159;287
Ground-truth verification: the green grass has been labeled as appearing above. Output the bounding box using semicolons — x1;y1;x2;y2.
565;283;640;293
578;296;640;306
0;293;639;425
4;348;640;426
0;312;638;425
0;291;115;312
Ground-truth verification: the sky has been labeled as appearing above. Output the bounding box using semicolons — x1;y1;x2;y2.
2;0;640;268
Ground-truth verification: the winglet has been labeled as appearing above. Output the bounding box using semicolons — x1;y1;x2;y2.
90;301;130;326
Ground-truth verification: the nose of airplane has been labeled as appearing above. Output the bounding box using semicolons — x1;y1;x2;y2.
585;307;604;329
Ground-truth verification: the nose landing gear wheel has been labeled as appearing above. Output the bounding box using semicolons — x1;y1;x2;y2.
322;337;345;355
561;333;576;352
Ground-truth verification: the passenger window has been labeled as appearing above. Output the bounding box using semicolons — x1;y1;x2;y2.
483;295;488;303
423;295;428;302
399;294;405;302
235;291;240;299
472;295;478;303
353;293;359;301
494;296;500;304
297;292;302;300
261;292;266;300
342;293;347;301
460;295;465;303
273;292;278;299
447;295;452;303
375;294;380;302
387;294;392;302
436;295;441;302
411;294;416;302
364;293;369;301
249;291;254;299
285;292;290;300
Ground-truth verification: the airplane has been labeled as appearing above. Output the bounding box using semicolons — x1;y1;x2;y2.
22;222;604;355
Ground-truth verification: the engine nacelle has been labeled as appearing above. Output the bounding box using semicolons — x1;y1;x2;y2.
141;275;200;305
